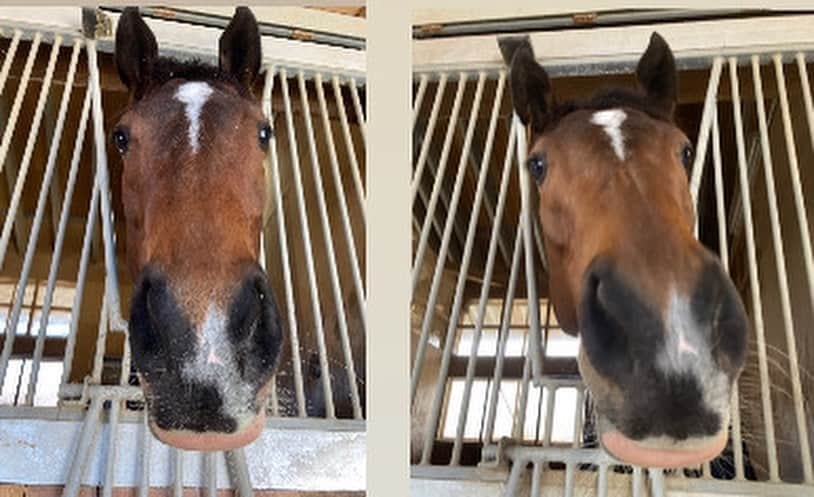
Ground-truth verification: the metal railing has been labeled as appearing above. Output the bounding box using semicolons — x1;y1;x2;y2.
411;46;814;497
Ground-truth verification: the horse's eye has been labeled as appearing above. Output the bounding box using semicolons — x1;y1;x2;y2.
526;154;548;184
680;143;694;171
112;127;129;154
258;123;272;149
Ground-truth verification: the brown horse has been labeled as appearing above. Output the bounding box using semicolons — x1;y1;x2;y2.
113;7;282;450
502;33;748;467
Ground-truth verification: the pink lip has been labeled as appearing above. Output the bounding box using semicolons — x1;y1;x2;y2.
601;429;727;468
149;410;266;451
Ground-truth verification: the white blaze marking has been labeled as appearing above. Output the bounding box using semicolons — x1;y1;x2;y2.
590;109;627;161
174;81;213;154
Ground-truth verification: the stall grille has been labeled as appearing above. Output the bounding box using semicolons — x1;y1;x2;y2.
411;16;814;497
0;7;366;494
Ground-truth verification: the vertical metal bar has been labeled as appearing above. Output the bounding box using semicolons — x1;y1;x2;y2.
139;412;151;497
0;34;61;350
315;73;366;328
413;73;430;124
417;72;488;465
530;460;543;497
515;113;543;386
57;87;96;390
690;56;724;205
21;38;82;404
262;67;306;417
205;452;217;497
411;72;448;205
503;460;525;497
632;466;643;497
449;71;506;465
279;68;335;418
479;119;520;443
0;29;21;97
409;72;468;403
412;73;466;287
799;53;814;154
173;449;184;497
542;386;556;446
729;55;779;481
0;31;40;178
102;398;121;497
483;222;523;443
86;39;127;332
597;464;608;497
564;387;584;497
769;53;814;483
226;449;254;497
348;77;366;145
331;75;365;219
297;70;361;418
649;468;665;497
62;396;103;497
0;34;56;389
513;328;533;440
91;297;108;383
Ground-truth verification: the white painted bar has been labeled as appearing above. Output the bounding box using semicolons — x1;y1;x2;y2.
297;70;361;418
411;72;448;204
729;55;778;481
0;30;39;178
413;73;430;124
332;75;366;222
263;67;306;417
279;68;336;418
0;28;20;96
418;73;487;463
689;56;724;207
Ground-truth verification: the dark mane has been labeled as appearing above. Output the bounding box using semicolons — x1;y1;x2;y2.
541;87;671;132
144;57;253;98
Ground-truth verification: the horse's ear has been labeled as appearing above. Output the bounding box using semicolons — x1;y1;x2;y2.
636;32;677;118
219;7;262;89
115;7;158;100
499;36;551;134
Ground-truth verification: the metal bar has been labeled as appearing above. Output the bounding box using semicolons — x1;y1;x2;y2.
279;68;335;418
413;73;430;124
770;52;813;483
331;75;365;220
542;385;555;446
419;72;487;464
0;36;61;390
412;74;466;287
315;73;366;328
503;459;525;497
102;398;121;497
597;464;608;497
530;460;543;497
174;449;184;497
799;53;814;155
91;296;108;384
55;85;94;391
86;39;127;333
409;73;467;403
205;452;217;497
513;322;533;440
649;468;665;497
480;119;519;443
515;113;544;386
139;412;151;497
0;35;61;266
226;449;254;497
0;31;40;178
297;70;361;418
263;67;306;417
449;72;506;465
690;56;724;206
411;72;448;205
632;466;643;497
483;222;523;443
712;104;746;481
61;396;103;497
348;77;366;145
729;55;779;481
0;29;21;97
21;38;82;404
